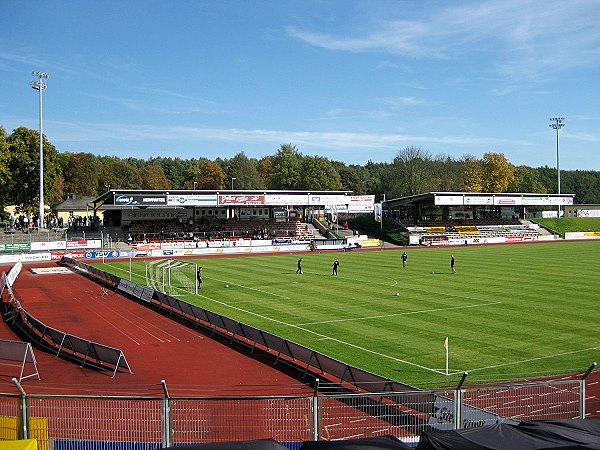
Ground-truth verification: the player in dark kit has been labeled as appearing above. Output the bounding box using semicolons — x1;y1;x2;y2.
296;258;303;274
450;255;456;274
401;251;408;268
196;267;203;288
332;258;340;275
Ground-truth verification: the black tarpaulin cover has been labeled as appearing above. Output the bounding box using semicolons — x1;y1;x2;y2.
416;419;600;450
300;435;412;449
161;438;288;450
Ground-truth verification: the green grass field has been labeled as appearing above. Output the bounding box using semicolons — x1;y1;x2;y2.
93;241;600;389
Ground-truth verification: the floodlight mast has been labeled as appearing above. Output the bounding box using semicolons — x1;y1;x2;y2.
549;117;565;217
30;71;49;229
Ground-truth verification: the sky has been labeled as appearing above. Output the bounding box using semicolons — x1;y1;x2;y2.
1;0;600;170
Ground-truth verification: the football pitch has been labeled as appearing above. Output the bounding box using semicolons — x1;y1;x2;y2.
94;240;600;388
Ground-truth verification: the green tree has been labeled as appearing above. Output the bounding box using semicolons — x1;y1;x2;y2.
338;165;367;194
140;164;170;189
192;160;227;189
481;152;514;192
431;154;462;192
269;144;303;189
508;166;547;193
389;146;435;197
227;152;263;189
460;155;484;192
6;126;62;208
99;157;142;190
63;152;102;196
257;155;274;189
298;156;342;190
0;127;11;208
147;156;192;189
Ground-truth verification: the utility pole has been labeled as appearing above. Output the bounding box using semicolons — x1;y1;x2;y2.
549;117;565;218
30;71;49;228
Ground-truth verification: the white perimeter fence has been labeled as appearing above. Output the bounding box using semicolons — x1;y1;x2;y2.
0;376;589;450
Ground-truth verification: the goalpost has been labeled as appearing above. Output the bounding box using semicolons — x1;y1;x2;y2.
145;259;198;296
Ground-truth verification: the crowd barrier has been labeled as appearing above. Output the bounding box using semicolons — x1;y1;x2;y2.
0;270;131;377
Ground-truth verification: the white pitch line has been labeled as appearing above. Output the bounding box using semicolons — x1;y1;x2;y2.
206;276;290;299
195;292;447;375
295;302;502;326
467;345;600;373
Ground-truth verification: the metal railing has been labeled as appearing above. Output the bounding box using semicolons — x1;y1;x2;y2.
0;376;589;449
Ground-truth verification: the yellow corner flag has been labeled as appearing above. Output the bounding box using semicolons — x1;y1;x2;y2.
443;337;448;348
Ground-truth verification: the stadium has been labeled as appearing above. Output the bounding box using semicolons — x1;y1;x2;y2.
1;188;598;448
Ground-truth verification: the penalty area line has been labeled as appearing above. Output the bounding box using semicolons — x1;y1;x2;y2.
207;277;290;299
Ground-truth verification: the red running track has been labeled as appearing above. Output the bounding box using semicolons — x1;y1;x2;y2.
0;263;314;397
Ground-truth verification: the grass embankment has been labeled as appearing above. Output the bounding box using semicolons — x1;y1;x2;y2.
534;217;600;236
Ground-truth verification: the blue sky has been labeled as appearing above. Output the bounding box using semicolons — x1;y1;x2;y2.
1;0;599;169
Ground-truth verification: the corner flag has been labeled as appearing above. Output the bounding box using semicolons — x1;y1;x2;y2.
444;337;449;375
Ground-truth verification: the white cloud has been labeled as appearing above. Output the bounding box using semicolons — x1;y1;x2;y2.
48;119;530;151
287;0;600;82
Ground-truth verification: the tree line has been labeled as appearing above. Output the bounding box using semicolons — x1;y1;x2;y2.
2;125;600;213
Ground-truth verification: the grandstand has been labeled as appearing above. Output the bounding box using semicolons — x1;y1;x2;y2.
384;192;573;246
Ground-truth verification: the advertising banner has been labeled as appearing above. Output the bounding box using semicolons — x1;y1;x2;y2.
218;194;265;205
348;195;375;213
494;196;522;205
66;240;88;249
308;194;348;206
166;194;218;206
547;196;574;205
434;195;464;205
30;241;67;251
264;194;308;206
122;209;191;222
114;194;167;206
0;243;31;252
521;196;550;206
464;196;493;205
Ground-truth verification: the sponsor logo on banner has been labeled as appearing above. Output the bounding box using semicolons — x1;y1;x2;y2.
66;251;86;259
66;240;88;249
264;194;308;205
434;195;464;205
166;194;218;206
115;194;167;206
51;252;65;261
309;194;348;206
218;194;265;205
494;197;520;205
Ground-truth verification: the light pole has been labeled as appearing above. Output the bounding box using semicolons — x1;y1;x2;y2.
549;117;565;217
30;71;49;228
231;177;236;190
193;181;197;190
